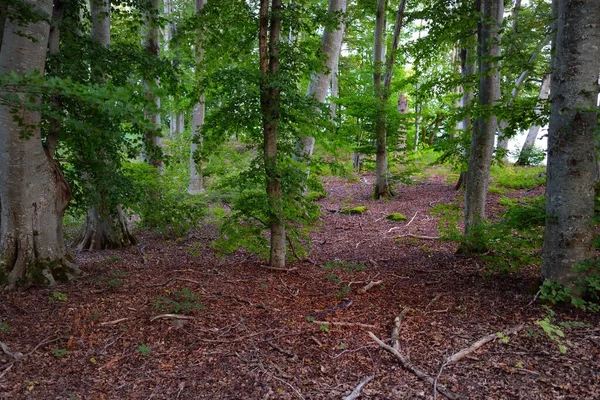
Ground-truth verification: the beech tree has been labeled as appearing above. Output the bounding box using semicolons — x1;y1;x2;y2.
77;0;137;250
0;0;79;290
260;0;286;269
515;73;550;166
542;0;600;287
188;0;206;195
463;0;503;240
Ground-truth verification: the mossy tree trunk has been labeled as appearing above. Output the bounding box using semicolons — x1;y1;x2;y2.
0;0;80;290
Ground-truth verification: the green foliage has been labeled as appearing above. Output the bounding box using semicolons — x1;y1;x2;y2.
516;146;546;166
215;157;319;261
434;196;546;272
540;259;600;312
50;291;68;303
123;162;206;238
320;324;330;333
0;322;11;334
490;165;546;190
322;260;367;274
337;284;351;299
534;307;571;354
51;348;69;358
135;343;151;356
153;287;205;314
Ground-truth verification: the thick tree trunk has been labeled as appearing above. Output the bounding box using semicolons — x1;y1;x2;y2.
297;0;346;159
260;0;286;269
515;73;551;166
0;0;79;290
188;0;206;195
0;2;6;54
542;0;600;287
463;0;503;239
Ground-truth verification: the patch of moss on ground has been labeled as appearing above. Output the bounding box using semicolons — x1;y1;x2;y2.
341;206;368;215
387;212;407;221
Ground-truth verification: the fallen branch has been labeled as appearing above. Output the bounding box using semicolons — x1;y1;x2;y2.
0;341;23;360
147;277;202;287
268;341;299;361
404;211;419;228
368;332;461;400
99;317;131;326
391;308;411;351
357;280;383;294
343;375;374;400
426;294;442;310
395;234;441;240
313;321;376;329
150;314;195;322
446;324;524;364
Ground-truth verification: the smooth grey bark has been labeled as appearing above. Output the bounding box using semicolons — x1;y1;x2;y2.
0;2;6;54
0;0;79;290
373;0;407;199
78;0;137;251
90;0;110;46
463;0;503;239
297;0;346;159
515;73;551;166
188;0;206;195
542;0;600;287
260;0;286;269
143;0;163;170
454;47;476;191
46;0;65;158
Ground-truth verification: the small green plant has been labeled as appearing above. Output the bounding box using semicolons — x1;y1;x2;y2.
153;287;205;314
0;322;11;334
320;324;330;333
49;291;68;303
535;307;571;354
323;260;367;274
51;348;69;358
136;343;151;356
306;315;316;322
325;273;341;283
337;284;351;299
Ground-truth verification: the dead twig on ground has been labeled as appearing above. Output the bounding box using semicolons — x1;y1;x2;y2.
313;321;376;329
391;308;411;351
147;277;202;287
446;324;525;364
150;314;195;322
268;341;299;361
404;211;419;228
343;375;374;400
426;294;442;310
0;341;23;360
99;317;131;326
357;280;383;294
368;332;461;400
271;374;305;400
395;234;441;240
0;336;63;378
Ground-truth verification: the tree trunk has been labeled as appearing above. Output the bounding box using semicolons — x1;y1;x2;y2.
373;0;407;199
297;0;347;159
463;0;503;239
188;0;206;195
78;0;137;250
515;73;551;166
542;0;600;287
144;0;163;170
0;0;80;290
455;47;476;191
0;2;6;54
260;0;286;269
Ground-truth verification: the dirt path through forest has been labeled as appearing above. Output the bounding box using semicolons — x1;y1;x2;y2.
1;172;598;399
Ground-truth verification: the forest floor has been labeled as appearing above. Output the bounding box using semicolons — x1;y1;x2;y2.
1;168;600;400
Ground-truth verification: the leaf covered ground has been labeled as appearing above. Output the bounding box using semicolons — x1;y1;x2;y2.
1;170;599;399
